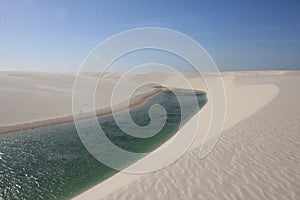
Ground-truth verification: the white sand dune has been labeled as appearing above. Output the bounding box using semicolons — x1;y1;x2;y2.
0;71;158;133
74;71;300;200
0;71;299;199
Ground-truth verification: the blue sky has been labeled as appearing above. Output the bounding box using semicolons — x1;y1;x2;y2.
0;0;299;72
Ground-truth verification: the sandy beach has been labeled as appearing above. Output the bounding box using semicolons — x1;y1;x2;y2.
1;71;299;199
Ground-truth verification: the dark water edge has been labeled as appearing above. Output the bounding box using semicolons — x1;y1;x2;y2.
0;89;207;199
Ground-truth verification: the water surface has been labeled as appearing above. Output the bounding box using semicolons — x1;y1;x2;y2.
0;89;207;199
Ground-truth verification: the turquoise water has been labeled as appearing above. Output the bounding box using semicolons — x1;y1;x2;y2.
0;89;207;199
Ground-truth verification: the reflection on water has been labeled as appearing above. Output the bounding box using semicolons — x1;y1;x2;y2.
0;89;207;199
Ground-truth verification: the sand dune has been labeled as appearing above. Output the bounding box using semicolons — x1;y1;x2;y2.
0;71;159;133
74;71;300;200
1;71;299;199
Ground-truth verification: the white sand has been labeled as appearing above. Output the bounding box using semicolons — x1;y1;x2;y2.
0;71;159;133
1;71;299;199
73;71;300;200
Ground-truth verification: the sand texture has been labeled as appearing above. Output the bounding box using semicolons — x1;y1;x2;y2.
0;71;161;133
0;71;299;199
74;71;300;200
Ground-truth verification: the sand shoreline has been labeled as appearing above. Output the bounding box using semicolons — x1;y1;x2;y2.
0;87;162;135
97;72;300;200
1;70;299;199
73;71;293;200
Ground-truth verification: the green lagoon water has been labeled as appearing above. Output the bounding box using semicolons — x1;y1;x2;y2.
0;89;207;199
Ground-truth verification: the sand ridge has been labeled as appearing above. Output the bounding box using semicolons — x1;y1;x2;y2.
0;71;299;199
100;73;300;200
74;71;299;200
0;72;166;133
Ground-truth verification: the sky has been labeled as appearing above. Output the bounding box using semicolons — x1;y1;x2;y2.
0;0;299;72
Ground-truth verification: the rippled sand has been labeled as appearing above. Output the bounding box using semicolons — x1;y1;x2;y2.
75;71;300;200
1;71;299;199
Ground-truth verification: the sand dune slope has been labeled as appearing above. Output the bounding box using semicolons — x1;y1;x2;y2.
1;71;299;199
0;71;155;128
102;74;300;200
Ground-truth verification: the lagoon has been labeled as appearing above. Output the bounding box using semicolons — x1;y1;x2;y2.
0;89;207;199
